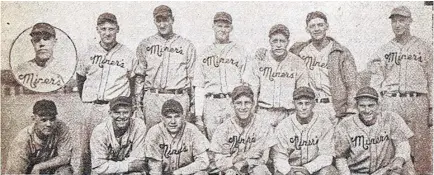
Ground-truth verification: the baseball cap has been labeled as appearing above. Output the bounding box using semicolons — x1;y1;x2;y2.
269;24;290;39
33;99;58;116
293;87;316;100
306;11;328;24
389;6;411;19
354;87;379;100
154;5;172;18
97;12;118;25
161;99;183;116
30;23;56;38
231;85;254;101
214;12;232;24
109;96;132;110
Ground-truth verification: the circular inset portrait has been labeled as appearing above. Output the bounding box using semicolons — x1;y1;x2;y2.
9;22;77;92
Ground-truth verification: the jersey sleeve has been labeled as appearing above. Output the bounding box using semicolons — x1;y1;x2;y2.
272;121;291;157
192;125;210;156
318;119;334;156
192;48;207;88
241;56;260;95
334;122;351;158
56;122;73;158
144;126;164;161
128;119;147;160
209;123;229;154
133;40;148;77
295;58;310;88
390;112;414;143
6;132;30;174
76;46;90;76
186;42;197;83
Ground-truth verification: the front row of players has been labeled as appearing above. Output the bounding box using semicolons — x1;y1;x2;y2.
6;85;415;174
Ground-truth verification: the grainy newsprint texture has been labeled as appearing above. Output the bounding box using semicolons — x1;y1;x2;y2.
1;1;433;175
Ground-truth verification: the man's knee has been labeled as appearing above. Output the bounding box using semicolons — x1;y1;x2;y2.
194;170;208;175
251;164;272;175
316;165;338;175
54;165;73;175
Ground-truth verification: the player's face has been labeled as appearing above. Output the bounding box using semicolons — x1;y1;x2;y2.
269;33;289;58
163;112;183;134
391;15;412;36
213;21;232;43
357;97;379;122
33;114;57;136
232;96;254;120
154;16;174;36
306;18;328;41
110;106;133;130
97;22;119;45
31;34;56;62
294;98;315;119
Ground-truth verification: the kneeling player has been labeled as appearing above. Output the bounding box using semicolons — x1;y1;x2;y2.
272;87;337;175
90;96;147;174
334;87;416;175
6;100;73;174
210;85;275;175
145;99;210;175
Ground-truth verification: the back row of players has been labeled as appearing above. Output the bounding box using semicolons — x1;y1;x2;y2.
7;4;433;175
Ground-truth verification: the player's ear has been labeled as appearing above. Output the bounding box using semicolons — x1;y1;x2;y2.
229;24;233;32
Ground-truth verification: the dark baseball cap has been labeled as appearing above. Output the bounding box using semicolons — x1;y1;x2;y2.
214;12;232;24
161;99;184;116
293;87;316;100
154;5;172;18
97;12;118;25
306;11;328;25
30;23;56;38
33;99;58;116
269;24;290;39
355;87;379;100
231;85;254;101
109;96;132;110
389;6;411;19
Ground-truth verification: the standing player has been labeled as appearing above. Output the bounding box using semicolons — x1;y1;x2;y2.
334;87;415;175
193;11;247;139
135;5;197;128
6;100;73;174
369;6;433;174
74;12;137;174
145;99;210;175
243;24;309;128
90;96;147;174
210;85;275;174
272;87;337;175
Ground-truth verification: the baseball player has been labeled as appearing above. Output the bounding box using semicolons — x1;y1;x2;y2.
145;99;210;175
15;23;70;92
134;5;197;129
193;11;247;139
74;12;137;174
210;85;275;174
6;99;73;174
369;6;433;174
242;24;309;128
334;87;416;175
90;96;147;174
272;87;337;175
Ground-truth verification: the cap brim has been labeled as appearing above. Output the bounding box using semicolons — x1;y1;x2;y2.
389;14;411;19
354;94;378;100
110;102;132;109
293;95;315;100
214;19;232;24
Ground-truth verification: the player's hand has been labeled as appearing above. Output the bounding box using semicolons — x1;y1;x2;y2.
172;169;182;175
233;153;246;163
195;116;206;135
255;48;267;60
386;158;404;175
133;107;144;120
289;166;310;175
234;160;249;174
128;159;146;172
31;165;41;174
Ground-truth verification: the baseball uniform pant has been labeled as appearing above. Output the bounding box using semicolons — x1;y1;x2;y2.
203;97;234;140
141;92;190;130
313;102;337;125
381;94;432;174
351;160;416;175
71;103;110;175
223;164;271;175
256;107;293;128
274;165;337;175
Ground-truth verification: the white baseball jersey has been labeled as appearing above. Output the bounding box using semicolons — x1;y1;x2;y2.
145;122;209;174
134;34;196;90
77;43;136;102
210;115;276;171
90;118;147;174
334;111;413;174
242;50;309;109
272;112;334;174
193;42;247;94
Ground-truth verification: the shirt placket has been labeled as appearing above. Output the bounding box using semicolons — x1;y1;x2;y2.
273;61;281;107
159;40;169;89
301;130;309;165
98;51;111;100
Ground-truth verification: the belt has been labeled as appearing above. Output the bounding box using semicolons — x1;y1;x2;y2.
93;100;109;104
147;88;188;95
205;93;231;99
381;91;424;98
315;98;330;103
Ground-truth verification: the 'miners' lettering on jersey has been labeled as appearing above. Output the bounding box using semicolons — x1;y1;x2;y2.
289;136;319;150
384;52;423;65
259;67;295;81
159;143;188;158
146;45;184;57
301;56;329;70
351;134;390;150
228;136;256;154
202;55;240;68
90;55;125;68
18;73;64;88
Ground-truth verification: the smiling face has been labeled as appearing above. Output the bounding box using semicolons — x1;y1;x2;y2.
31;34;56;63
269;33;289;58
213;20;232;43
110;105;132;130
33;114;57;137
357;97;379;122
163;112;183;134
306;18;328;41
97;22;119;46
232;95;254;120
154;15;174;36
391;15;412;37
294;97;315;120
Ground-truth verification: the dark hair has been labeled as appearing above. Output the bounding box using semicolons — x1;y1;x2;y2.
306;11;328;25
